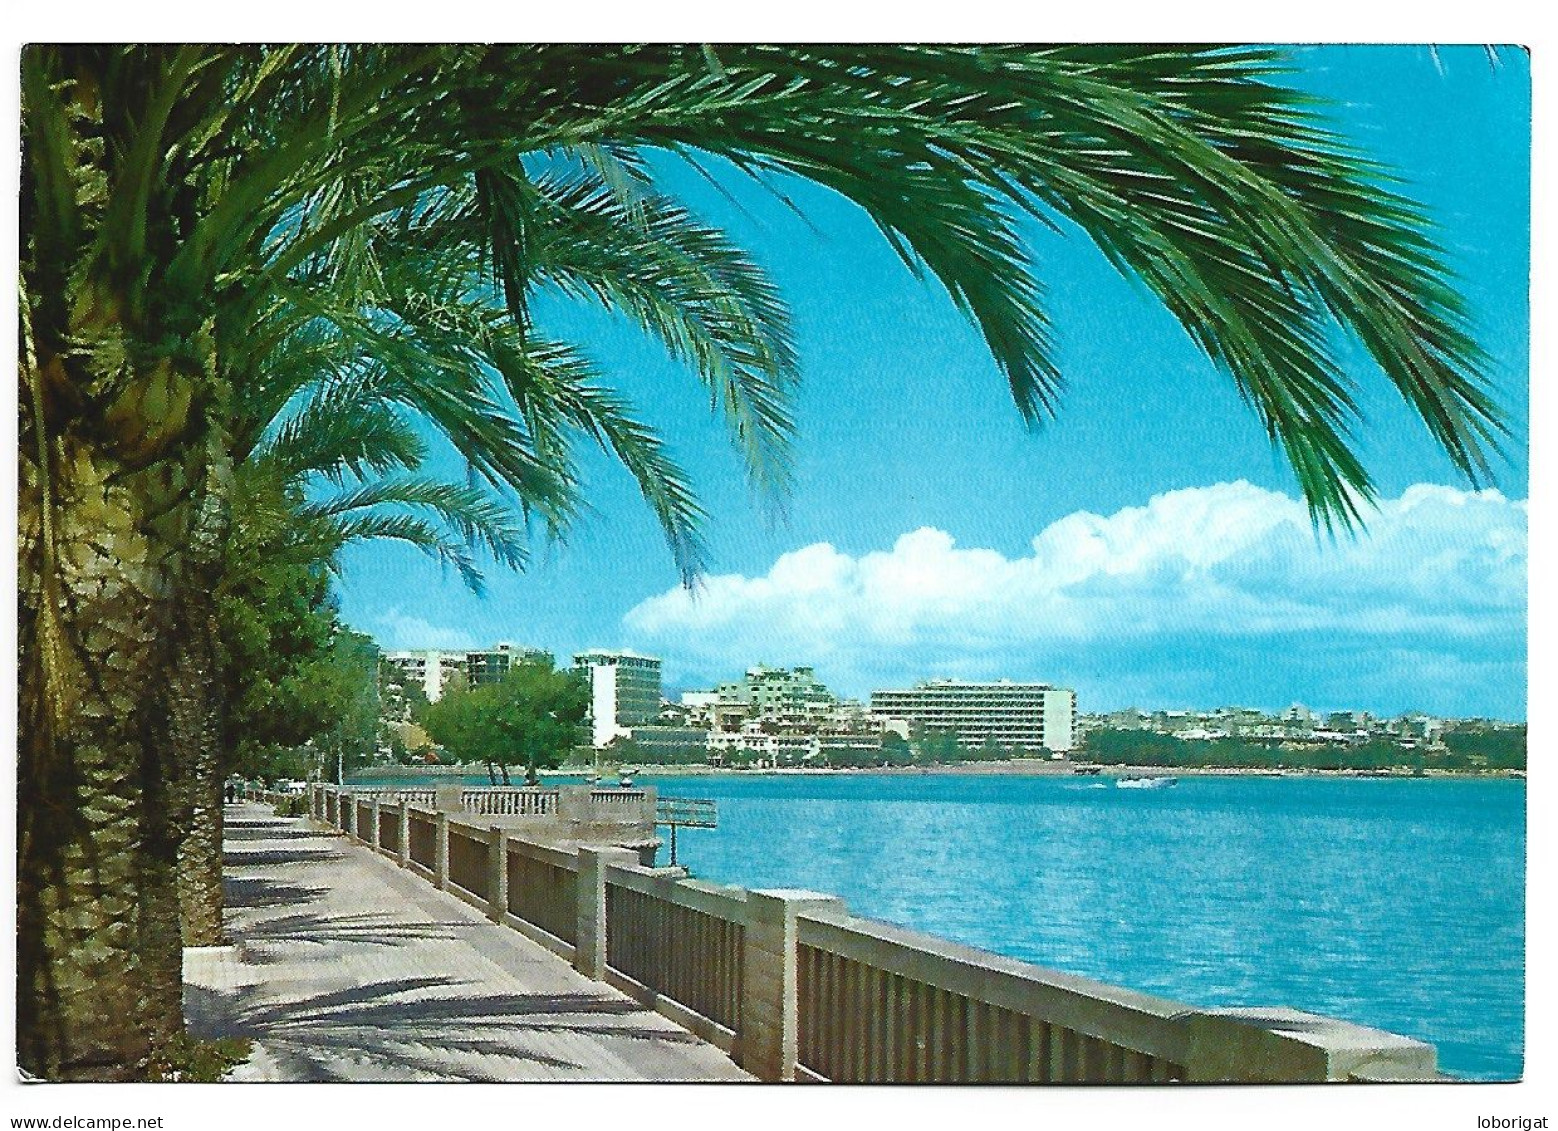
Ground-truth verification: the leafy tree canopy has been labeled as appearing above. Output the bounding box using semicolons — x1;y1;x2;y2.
215;474;384;781
420;658;589;782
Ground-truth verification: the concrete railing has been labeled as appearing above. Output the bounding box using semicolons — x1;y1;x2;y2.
605;865;747;1044
795;906;1189;1082
407;809;437;874
303;785;1439;1085
345;787;438;807
465;789;560;816
329;784;663;825
447;822;494;900
378;805;400;853
505;838;580;946
333;785;555;815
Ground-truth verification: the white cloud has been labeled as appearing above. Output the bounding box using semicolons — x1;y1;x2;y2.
624;481;1526;711
372;606;479;651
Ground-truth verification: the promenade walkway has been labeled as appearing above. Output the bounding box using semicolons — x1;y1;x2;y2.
183;803;751;1082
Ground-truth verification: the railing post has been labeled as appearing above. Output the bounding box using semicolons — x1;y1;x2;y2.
739;889;846;1082
371;796;382;850
398;802;411;868
435;811;450;890
574;846;639;981
488;828;509;921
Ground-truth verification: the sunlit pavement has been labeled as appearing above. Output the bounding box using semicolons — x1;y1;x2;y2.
183;802;751;1082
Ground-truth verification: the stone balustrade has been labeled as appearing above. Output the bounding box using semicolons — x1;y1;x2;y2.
304;783;1439;1084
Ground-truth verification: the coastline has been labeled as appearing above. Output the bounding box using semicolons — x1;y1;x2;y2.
593;762;1525;781
352;760;1524;783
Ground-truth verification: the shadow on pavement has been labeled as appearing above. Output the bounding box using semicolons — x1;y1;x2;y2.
185;975;703;1081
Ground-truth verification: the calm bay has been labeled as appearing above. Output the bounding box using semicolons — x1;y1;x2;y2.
654;772;1524;1080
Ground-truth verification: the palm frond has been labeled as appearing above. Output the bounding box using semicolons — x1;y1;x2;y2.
297;474;530;579
479;43;1502;527
254;387;426;484
521;169;799;496
485;335;710;582
324;510;489;594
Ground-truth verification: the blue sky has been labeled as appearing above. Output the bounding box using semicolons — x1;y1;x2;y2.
336;45;1530;719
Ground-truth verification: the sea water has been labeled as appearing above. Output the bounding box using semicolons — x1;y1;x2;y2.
646;773;1524;1081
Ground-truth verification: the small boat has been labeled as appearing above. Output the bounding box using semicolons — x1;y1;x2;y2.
1116;775;1177;789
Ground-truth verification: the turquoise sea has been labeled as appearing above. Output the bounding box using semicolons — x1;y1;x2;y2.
359;771;1526;1080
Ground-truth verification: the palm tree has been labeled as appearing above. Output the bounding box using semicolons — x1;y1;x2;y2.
20;44;1505;1079
170;156;788;946
176;454;534;948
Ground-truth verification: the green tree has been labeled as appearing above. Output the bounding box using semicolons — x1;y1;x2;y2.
916;729;965;765
603;734;645;767
20;44;1510;1079
880;731;914;767
975;736;1008;763
305;631;385;783
1443;726;1527;770
422;659;590;785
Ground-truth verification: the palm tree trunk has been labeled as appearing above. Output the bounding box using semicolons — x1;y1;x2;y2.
17;350;229;1078
172;598;227;948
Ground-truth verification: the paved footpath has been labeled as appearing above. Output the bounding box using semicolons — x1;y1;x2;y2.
184;803;751;1082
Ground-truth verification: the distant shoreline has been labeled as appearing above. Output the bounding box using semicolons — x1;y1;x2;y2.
589;762;1525;781
352;760;1524;783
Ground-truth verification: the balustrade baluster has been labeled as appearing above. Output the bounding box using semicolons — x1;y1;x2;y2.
891;972;903;1084
1004;1009;1025;1082
960;993;977;1081
827;952;840;1080
863;962;879;1081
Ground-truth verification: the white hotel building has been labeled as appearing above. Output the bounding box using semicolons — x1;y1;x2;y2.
870;679;1077;753
574;650;664;748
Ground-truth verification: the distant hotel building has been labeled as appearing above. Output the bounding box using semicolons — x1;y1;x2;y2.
574;650;663;747
715;665;837;729
467;643;552;687
382;649;464;702
383;642;551;702
870;679;1077;753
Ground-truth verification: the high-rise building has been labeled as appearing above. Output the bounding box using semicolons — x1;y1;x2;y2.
383;642;551;702
382;649;469;703
574;650;663;747
464;642;552;687
869;679;1077;753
